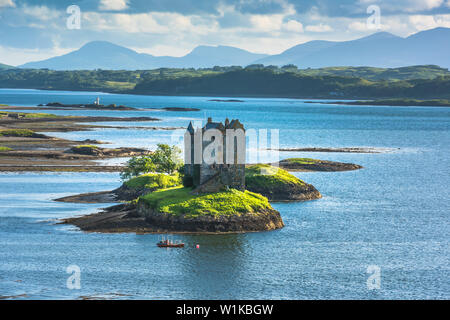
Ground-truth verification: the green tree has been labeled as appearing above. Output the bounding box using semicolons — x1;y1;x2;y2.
151;144;183;174
120;144;182;180
120;156;155;180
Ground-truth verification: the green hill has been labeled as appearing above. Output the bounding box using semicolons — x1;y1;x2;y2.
1;65;449;99
297;65;450;81
0;63;14;70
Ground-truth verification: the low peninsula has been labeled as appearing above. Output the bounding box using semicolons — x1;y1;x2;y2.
0;110;160;171
310;99;450;107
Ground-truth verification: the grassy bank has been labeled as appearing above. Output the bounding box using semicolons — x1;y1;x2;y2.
246;164;306;189
124;173;180;190
139;186;272;218
0;111;66;119
0;129;38;137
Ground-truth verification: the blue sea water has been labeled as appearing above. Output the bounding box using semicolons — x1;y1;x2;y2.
0;89;449;299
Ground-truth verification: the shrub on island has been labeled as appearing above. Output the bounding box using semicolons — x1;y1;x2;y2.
125;173;181;190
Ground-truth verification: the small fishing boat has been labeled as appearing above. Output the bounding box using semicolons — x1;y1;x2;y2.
157;237;185;248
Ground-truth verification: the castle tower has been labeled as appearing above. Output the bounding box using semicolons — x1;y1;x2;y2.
184;118;246;192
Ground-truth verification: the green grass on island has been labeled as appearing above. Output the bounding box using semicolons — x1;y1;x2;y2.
0;129;37;137
0;146;12;151
22;112;60;118
139;186;272;218
0;111;63;118
124;173;181;190
245;164;305;190
281;158;322;165
73;145;100;149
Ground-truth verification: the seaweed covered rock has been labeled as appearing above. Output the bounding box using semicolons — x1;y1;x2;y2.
68;145;103;156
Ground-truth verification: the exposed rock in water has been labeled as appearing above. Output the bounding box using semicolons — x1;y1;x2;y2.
45;102;138;111
245;164;322;202
277;158;363;172
246;180;321;202
159;107;200;112
55;191;118;203
137;202;284;233
269;147;394;153
60;202;284;234
209;99;245;103
66;146;151;157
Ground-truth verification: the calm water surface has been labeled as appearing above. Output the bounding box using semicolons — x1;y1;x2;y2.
0;89;449;299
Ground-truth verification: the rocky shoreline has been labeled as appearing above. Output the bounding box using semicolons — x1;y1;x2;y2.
61;200;284;234
0;110;161;171
137;202;283;233
247;180;322;201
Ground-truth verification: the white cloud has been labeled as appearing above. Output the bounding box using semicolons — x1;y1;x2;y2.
358;0;445;13
348;21;369;32
99;0;129;11
83;11;213;35
249;14;285;32
22;5;61;21
0;45;73;66
305;23;333;32
0;0;15;8
408;14;450;30
282;20;304;32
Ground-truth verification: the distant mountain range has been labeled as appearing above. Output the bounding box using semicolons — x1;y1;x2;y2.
20;42;268;70
255;28;450;68
17;27;450;70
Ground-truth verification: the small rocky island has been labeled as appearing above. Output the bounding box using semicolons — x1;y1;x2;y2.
246;164;321;201
40;101;138;111
62;119;288;233
277;158;363;172
59;118;361;234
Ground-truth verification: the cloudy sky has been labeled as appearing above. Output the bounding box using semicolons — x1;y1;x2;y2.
1;0;449;65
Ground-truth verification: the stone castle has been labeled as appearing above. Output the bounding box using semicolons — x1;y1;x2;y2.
184;118;246;193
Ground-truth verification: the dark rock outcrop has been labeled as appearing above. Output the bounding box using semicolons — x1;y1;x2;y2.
278;159;363;172
137;201;284;233
246;181;321;202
